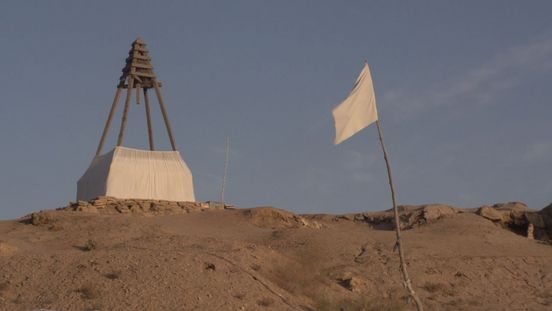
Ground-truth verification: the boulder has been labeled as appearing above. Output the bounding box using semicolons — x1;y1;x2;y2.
422;204;457;222
525;212;546;228
493;202;528;211
477;206;508;222
30;211;58;226
338;273;364;292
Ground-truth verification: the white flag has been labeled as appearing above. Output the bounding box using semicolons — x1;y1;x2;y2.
332;63;379;145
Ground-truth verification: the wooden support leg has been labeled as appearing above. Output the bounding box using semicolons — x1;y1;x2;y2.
95;87;123;157
153;80;178;151
143;88;155;151
117;77;135;146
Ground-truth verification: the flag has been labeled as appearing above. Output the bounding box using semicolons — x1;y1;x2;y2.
332;63;379;145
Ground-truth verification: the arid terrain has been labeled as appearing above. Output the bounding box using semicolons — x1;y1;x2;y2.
1;198;551;311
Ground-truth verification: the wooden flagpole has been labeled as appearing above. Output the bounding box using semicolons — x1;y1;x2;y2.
375;120;424;311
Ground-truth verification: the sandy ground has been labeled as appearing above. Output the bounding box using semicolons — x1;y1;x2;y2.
0;202;551;311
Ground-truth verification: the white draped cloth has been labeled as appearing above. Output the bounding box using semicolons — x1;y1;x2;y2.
77;146;195;202
332;63;379;145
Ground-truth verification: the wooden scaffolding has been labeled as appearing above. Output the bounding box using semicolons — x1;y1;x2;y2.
95;37;178;157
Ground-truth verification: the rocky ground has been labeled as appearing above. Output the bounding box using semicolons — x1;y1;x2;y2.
1;198;551;310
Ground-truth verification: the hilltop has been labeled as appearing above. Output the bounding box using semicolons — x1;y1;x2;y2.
1;198;551;310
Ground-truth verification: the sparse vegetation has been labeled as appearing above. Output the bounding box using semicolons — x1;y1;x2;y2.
271;242;326;295
104;271;121;280
78;285;99;300
422;282;446;293
257;297;274;307
83;239;97;251
232;292;245;300
203;262;216;271
48;223;64;231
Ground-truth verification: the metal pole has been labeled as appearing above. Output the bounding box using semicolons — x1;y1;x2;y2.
375;120;424;311
117;76;135;146
152;80;178;151
95;87;123;157
143;88;155;150
220;136;230;203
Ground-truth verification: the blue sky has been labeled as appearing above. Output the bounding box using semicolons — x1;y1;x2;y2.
1;1;551;219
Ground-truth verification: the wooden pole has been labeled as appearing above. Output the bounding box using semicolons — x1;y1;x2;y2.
152;80;178;151
220;136;230;203
375;120;424;311
135;83;141;105
143;88;155;151
117;76;135;146
95;87;123;157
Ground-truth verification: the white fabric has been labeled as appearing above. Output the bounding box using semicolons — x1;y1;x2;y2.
77;146;195;202
332;63;379;145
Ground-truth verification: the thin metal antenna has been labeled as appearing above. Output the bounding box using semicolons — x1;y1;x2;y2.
220;136;230;203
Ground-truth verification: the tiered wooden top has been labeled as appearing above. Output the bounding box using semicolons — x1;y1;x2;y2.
118;38;159;89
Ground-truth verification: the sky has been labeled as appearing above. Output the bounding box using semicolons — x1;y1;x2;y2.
1;1;551;219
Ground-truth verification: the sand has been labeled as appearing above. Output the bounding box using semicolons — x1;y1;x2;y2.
0;200;551;311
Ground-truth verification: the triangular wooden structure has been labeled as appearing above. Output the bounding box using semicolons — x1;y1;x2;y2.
95;37;177;156
77;38;195;202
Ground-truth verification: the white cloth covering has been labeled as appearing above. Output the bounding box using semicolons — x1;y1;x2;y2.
332;63;379;145
77;146;195;202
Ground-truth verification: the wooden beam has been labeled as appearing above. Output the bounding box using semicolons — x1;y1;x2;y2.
153;80;178;151
135;83;141;105
132;46;149;52
131;62;153;69
143;88;155;151
95;87;123;157
116;76;135;146
127;54;151;61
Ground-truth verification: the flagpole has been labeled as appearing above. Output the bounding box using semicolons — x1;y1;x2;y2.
375;120;424;311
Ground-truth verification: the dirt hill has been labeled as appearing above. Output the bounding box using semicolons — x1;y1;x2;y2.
1;198;551;310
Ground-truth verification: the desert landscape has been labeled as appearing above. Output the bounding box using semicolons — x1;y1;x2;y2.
1;198;551;311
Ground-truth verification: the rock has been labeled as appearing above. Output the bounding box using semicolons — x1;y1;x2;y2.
77;205;98;213
114;204;130;214
477;206;508;222
204;262;216;271
493;202;528;211
526;212;545;228
199;202;209;209
540;203;552;226
338;274;363;292
243;207;320;229
422;204;456;222
30;211;57;226
510;210;527;226
129;204;142;214
527;223;535;240
340;214;355;221
169;205;182;214
207;201;225;209
138;201;152;212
